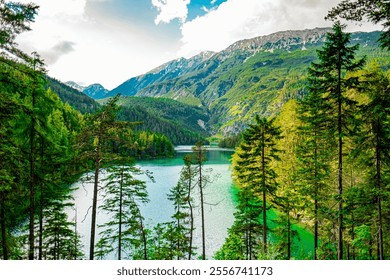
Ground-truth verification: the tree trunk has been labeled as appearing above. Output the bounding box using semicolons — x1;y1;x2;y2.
28;95;36;260
314;197;318;260
187;169;194;260
89;140;101;260
337;42;343;260
38;137;44;260
118;167;124;260
314;130;319;260
287;203;291;260
375;120;384;260
199;159;206;260
140;218;148;260
74;208;78;260
261;129;267;254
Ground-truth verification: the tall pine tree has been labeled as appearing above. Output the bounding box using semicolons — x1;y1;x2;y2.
233;115;282;255
307;22;365;259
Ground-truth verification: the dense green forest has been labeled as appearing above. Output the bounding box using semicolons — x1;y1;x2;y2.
46;78;209;145
114;96;209;145
0;1;175;260
215;22;390;260
1;0;389;260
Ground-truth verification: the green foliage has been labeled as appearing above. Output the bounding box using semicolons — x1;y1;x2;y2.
0;55;86;259
166;182;192;260
116;96;209;145
327;0;390;49
231;115;282;257
97;164;150;260
0;0;38;61
46;77;100;114
214;228;245;260
351;225;373;260
128;131;175;159
349;62;390;259
221;26;390;260
218;133;242;148
40;198;84;260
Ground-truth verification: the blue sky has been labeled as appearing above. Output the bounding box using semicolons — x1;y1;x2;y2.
16;0;379;89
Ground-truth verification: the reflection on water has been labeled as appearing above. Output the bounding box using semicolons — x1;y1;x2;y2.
69;146;235;259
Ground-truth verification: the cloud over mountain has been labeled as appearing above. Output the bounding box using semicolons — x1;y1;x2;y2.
152;0;191;24
41;41;76;65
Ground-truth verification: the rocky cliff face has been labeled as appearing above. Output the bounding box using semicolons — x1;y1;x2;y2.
223;27;331;54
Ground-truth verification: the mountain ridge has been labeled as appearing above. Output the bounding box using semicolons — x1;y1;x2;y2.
72;28;388;136
107;27;378;100
65;81;109;99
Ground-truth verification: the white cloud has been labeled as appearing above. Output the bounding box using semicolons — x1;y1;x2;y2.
178;0;379;57
152;0;191;24
40;41;76;65
13;0;380;89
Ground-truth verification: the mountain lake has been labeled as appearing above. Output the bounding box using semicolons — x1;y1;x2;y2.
68;146;236;259
68;145;314;259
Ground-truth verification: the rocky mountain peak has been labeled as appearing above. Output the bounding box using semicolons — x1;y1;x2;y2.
65;81;85;92
224;27;332;54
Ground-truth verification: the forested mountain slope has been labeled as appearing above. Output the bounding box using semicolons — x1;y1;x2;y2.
105;28;388;135
47;78;209;144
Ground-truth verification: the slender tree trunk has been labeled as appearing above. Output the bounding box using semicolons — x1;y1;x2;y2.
287;203;291;260
248;216;252;260
89;140;101;260
314;196;319;260
118;167;124;260
74;208;78;260
314;129;319;260
246;197;250;260
337;44;343;260
38;137;44;260
139;216;147;260
176;200;180;260
29;94;36;260
375;120;384;260
187;169;194;260
199;160;206;260
0;194;8;260
351;212;355;260
261;130;267;254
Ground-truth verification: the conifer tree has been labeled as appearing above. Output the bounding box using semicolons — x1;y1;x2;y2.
296;81;334;259
0;0;38;60
273;100;301;260
0;0;39;260
41;198;84;260
76;95;131;259
234;186;263;259
326;0;390;49
354;63;390;259
307;22;365;259
191;142;208;259
97;163;150;260
167;155;197;260
233;115;282;255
